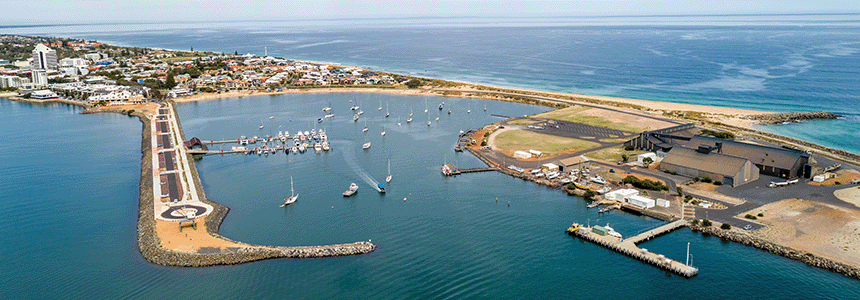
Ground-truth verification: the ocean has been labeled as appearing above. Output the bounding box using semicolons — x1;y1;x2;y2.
2;95;859;298
3;15;860;153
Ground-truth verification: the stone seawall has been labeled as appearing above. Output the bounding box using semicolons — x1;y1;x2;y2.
690;225;860;280
744;111;841;124
137;105;376;267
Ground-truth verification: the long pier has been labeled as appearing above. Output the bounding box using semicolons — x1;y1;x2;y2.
567;220;698;278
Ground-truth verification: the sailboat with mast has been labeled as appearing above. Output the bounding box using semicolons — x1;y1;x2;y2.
424;99;428;113
385;102;390;118
406;107;413;123
381;125;386;136
362;133;371;149
281;176;298;207
363;120;368;132
386;160;392;183
378;99;383;111
323;101;332;112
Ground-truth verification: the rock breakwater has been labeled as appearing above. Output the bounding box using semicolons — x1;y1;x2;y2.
691;225;860;280
745;111;841;124
137;106;376;267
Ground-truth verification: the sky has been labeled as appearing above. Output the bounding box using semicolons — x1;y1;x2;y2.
2;0;859;23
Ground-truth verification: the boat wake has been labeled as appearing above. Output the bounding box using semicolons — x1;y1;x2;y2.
339;141;381;190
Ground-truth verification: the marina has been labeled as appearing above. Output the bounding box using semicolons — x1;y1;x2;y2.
566;220;698;278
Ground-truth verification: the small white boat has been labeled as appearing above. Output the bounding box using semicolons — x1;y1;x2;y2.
363;121;368;132
281;176;298;207
304;131;310;136
406;117;412;123
591;175;606;185
378;99;383;111
298;144;306;152
448;109;451;114
322;142;330;151
386;160;392;183
354;114;360;121
484;103;487;111
314;143;322;153
317;118;323;123
427;121;431;126
291;146;298;153
269;116;274;119
385;102;390;118
381;125;386;136
438;102;444;110
323;102;332;112
362;141;371;149
325;113;335;118
435;117;439;121
343;183;358;197
259;124;264;129
357;110;364;115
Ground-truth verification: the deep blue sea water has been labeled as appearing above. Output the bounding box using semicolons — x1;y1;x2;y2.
4;15;860;153
3;95;860;298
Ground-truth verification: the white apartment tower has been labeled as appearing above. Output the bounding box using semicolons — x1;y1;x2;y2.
32;43;58;70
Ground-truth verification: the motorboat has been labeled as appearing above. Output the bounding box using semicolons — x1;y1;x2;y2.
377;183;386;193
354;114;360;121
325;113;335;118
438;102;444;110
322;142;330;151
343;183;359;197
427;121;431;126
314;143;322;153
363;141;371;149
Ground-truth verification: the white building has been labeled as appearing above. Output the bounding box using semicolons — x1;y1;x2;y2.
32;69;48;87
31;90;58;99
604;189;639;202
87;89;146;104
656;198;670;208
529;149;543;158
541;163;559;173
513;150;531;159
32;43;58;70
627;195;656;209
0;75;23;89
84;53;106;61
59;58;87;67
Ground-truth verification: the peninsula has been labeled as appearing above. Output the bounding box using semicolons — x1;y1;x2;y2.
3;34;859;277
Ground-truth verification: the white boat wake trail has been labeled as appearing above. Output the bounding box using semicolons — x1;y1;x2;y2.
338;140;381;190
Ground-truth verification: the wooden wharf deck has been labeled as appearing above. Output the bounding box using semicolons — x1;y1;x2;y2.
568;220;698;278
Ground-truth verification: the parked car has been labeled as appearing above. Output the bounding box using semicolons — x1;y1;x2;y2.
743;225;752;230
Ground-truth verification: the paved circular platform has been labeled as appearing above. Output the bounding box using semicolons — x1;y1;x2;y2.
159;204;210;220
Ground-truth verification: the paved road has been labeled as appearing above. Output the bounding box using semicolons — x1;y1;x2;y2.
718;175;856;210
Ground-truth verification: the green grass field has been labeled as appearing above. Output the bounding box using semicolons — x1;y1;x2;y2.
494;129;599;157
535;106;644;132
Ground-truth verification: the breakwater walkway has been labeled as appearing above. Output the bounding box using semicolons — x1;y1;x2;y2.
567;220;698;278
138;101;376;267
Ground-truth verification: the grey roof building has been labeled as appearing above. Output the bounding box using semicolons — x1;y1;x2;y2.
660;146;760;187
686;135;810;179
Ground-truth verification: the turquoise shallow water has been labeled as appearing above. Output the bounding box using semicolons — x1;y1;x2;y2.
3;96;859;298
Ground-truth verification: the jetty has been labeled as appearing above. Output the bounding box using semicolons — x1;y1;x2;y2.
441;163;497;176
567;220;698;278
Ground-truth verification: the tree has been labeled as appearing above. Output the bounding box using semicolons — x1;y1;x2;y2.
676;186;683;197
621;154;629;163
406;79;421;89
583;190;596;201
164;73;176;89
642;157;653;166
235;51;239;55
702;219;712;227
720;223;731;230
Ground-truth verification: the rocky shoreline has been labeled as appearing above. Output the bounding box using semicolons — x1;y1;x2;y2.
690;225;860;280
136;106;376;267
745;111;841;124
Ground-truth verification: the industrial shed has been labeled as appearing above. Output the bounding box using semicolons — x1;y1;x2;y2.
660;146;760;187
686;135;810;179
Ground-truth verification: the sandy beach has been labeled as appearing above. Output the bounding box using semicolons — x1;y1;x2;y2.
172;84;771;132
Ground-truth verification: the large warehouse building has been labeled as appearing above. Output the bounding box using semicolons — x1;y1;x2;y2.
685;136;810;179
660;146;760;187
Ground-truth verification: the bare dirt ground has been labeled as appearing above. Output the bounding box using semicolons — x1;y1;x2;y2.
809;169;860;186
743;198;860;268
155;217;246;252
834;186;860;208
91;103;159;116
